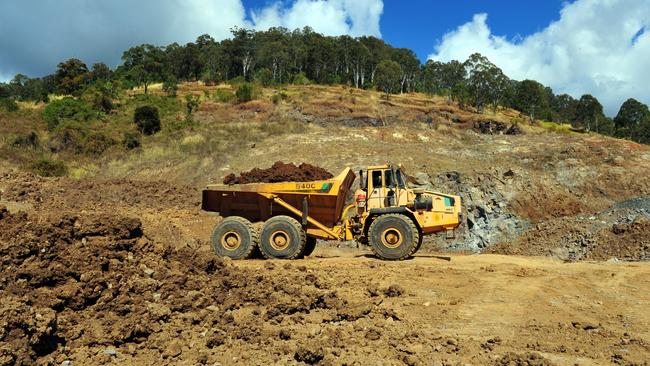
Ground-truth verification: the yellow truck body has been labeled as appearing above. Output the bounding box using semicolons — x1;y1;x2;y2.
202;165;462;260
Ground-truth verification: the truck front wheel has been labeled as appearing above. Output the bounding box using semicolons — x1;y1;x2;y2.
368;214;420;260
211;216;258;259
259;216;306;259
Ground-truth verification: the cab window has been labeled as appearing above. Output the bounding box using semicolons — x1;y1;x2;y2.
371;171;383;188
385;170;406;188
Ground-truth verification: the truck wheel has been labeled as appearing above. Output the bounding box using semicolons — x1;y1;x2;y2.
211;217;258;259
368;214;420;260
303;237;317;257
259;216;306;259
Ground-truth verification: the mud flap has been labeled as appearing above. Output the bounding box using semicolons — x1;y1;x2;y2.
446;228;455;239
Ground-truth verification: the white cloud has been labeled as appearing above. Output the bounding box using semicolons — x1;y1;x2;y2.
250;0;382;37
428;0;650;115
0;0;382;80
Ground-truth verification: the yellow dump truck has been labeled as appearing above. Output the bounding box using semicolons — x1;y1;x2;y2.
202;164;462;260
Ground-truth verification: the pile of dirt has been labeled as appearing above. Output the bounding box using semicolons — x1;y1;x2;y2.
0;171;199;211
0;209;424;365
223;161;334;184
474;120;522;135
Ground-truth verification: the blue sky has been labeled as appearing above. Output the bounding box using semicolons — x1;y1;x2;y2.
242;0;567;61
0;0;649;114
379;1;566;61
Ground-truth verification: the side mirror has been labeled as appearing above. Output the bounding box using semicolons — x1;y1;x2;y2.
359;170;367;190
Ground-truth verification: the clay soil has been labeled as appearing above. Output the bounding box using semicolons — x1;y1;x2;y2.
1;171;649;365
1;209;649;366
223;162;334;185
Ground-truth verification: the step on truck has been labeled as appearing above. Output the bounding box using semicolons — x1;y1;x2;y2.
201;164;462;260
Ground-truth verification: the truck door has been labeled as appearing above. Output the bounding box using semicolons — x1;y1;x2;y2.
366;169;386;209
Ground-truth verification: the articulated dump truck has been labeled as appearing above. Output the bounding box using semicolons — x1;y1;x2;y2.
202;164;462;260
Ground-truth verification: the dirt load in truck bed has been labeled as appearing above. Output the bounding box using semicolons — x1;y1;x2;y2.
222;161;334;184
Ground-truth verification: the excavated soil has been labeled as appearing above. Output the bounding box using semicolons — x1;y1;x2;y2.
223;161;334;184
1;209;648;365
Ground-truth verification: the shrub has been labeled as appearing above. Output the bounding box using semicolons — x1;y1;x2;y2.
29;159;67;177
292;72;311;85
93;94;113;113
215;89;235;103
134;105;161;135
229;76;246;85
255;68;274;87
122;132;141;150
185;94;201;117
43;97;96;131
163;78;178;97
12;131;39;148
0;98;19;112
48;121;88;153
83;132;115;155
271;94;281;105
236;83;253;104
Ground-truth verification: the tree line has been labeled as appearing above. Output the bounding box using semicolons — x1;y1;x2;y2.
1;26;649;143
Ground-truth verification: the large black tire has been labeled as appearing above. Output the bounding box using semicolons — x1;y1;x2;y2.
368;214;420;260
259;216;306;259
302;237;317;257
211;216;258;259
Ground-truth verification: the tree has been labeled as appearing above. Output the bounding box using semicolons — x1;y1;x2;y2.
359;36;390;85
375;60;401;99
54;58;89;95
0;83;9;98
573;94;605;132
163;75;178;97
513;80;549;120
613;98;649;139
391;48;419;93
231;28;257;80
90;63;112;82
463;53;504;113
122;44;164;94
551;94;578;123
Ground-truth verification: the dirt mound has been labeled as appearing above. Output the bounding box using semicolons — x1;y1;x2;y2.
223;161;334;184
0;210;424;365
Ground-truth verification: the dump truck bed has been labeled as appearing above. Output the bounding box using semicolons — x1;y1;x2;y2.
202;168;356;228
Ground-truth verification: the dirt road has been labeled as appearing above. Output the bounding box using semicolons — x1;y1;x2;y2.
227;248;650;365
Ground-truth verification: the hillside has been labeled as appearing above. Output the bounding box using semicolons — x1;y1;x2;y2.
2;82;649;254
1;83;649;365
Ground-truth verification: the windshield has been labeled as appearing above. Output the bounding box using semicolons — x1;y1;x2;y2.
384;169;406;188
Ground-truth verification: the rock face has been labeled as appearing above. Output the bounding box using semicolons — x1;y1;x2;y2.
411;170;527;251
223;161;334;184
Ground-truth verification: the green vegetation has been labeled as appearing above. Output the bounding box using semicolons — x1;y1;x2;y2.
236;83;254;103
43;97;96;130
11;131;39;148
0;98;19;112
375;60;401;99
184;94;201;118
29;159;67;177
133;106;161;135
214;89;235;103
122;132;141;150
163;77;178;97
0;25;648;149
